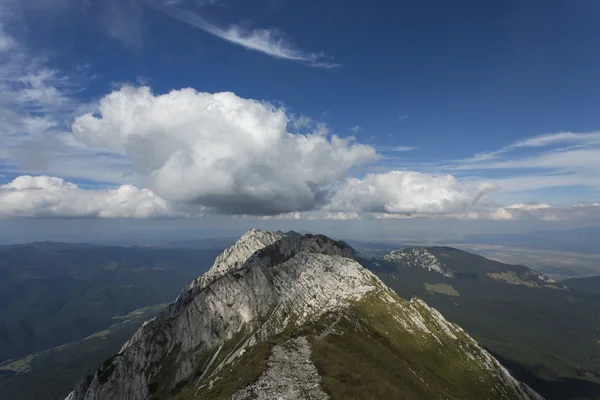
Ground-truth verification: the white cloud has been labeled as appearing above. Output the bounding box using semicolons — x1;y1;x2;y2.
251;211;360;221
290;114;313;130
450;203;600;222
459;131;600;165
72;86;378;215
0;25;69;155
350;125;361;133
256;203;600;222
448;130;600;199
389;146;416;152
259;212;304;221
506;203;551;210
457;148;600;172
101;0;147;48
511;203;600;222
325;212;360;220
150;1;339;68
0;27;72;119
371;207;514;221
373;145;417;153
327;171;498;214
454;148;600;196
480;208;515;220
369;205;600;222
0;30;15;52
438;208;515;221
0;176;181;218
511;131;600;149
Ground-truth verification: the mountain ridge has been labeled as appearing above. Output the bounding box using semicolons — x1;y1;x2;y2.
66;230;541;400
382;246;562;289
365;244;600;399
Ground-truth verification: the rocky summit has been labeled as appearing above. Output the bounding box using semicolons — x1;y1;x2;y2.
66;230;542;400
384;247;456;277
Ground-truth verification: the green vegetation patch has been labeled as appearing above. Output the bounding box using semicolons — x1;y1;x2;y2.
84;329;111;340
309;291;527;400
424;282;460;296
0;353;36;373
486;271;539;288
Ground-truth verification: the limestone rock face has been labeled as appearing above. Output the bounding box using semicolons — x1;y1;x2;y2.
384;247;455;277
187;229;284;292
66;232;370;400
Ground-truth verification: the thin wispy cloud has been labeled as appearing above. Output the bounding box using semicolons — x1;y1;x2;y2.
102;0;148;48
376;145;417;152
455;148;600;172
443;131;600;199
150;1;340;68
398;114;409;122
290;114;313;130
390;146;416;152
0;19;135;185
461;131;600;164
350;125;361;133
512;131;600;148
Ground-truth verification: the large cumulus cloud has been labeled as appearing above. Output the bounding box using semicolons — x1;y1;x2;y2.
327;171;498;214
0;175;179;218
72;87;378;215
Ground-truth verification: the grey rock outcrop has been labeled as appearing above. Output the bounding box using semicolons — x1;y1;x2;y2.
67;231;369;400
230;337;328;400
384;247;455;277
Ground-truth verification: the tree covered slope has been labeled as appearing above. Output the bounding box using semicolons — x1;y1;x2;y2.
0;244;221;362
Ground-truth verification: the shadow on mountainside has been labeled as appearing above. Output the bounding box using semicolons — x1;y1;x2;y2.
491;352;600;400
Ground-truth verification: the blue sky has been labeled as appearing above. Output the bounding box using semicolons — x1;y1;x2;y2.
1;0;600;228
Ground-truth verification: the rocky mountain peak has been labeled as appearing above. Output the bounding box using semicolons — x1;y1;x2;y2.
384;247;455;277
185;229;283;292
66;231;541;400
67;230;371;400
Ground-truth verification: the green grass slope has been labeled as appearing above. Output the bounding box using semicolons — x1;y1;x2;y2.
172;289;538;400
364;247;600;400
